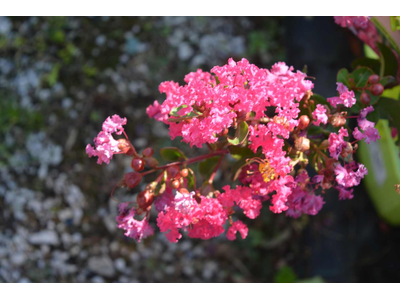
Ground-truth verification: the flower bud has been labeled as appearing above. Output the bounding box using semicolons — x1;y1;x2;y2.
168;179;179;189
298;115;310;130
136;190;154;211
329;112;346;127
294;137;310;152
143;147;154;157
360;92;371;105
131;158;145;172
181;168;189;177
370;83;384;96
237;111;251;122
340;142;353;158
301;90;313;102
368;74;380;85
166;165;180;178
124;172;142;189
118;139;137;156
143;157;159;168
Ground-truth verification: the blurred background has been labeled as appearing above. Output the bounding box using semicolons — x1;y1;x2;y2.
1;16;400;283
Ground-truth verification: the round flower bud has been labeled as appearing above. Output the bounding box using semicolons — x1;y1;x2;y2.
329;113;346;127
181;168;189;177
143;157;159;168
340;142;353;158
136;190;154;210
124;172;142;189
143;147;154;157
170;179;180;189
294;137;310;152
298;115;310;130
167;166;180;178
131;158;145;172
368;74;380;85
370;83;384;96
360;92;371;105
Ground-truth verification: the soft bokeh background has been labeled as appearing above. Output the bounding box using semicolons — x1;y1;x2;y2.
1;16;400;283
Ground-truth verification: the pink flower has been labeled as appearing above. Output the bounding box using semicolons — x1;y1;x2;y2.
328;127;348;160
226;221;248;241
336;186;354;200
334;162;368;188
116;203;154;242
146;100;168;122
352;106;380;144
148;58;313;148
312;104;328;126
86;115;127;164
102;114;127;135
327;83;356;108
334;17;369;29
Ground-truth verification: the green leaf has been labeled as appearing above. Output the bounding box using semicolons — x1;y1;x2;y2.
382;85;400;100
337;68;351;87
349;67;374;88
160;147;187;161
167;111;201;123
390;16;400;32
199;156;220;178
311;93;328;106
170;105;188;117
364;44;379;59
274;266;297;283
377;43;399;78
227;121;249;145
375;97;400;145
351;57;380;75
229;145;254;161
186;169;196;190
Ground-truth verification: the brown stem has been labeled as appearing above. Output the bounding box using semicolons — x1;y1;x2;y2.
140;149;229;177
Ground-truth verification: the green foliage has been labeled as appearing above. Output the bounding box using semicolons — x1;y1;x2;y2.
351;57;380;74
375;97;400;145
168;105;202;123
336;68;350;87
227;121;249;145
186;169;196;190
377;43;399;78
0;93;44;134
199;156;221;178
274;266;297;283
45;63;60;87
390;17;400;31
160;147;187;162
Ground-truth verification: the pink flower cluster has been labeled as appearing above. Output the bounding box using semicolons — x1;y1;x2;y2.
353;106;380;144
334;16;380;53
116;203;154;242
86;58;384;244
327;83;356;108
86;115;127;164
147;58;313;148
156;190;252;243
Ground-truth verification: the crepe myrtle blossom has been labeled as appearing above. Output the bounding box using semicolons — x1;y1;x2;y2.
327;82;356;108
86;57;384;243
86;114;128;164
334;16;380;53
353;106;380;144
